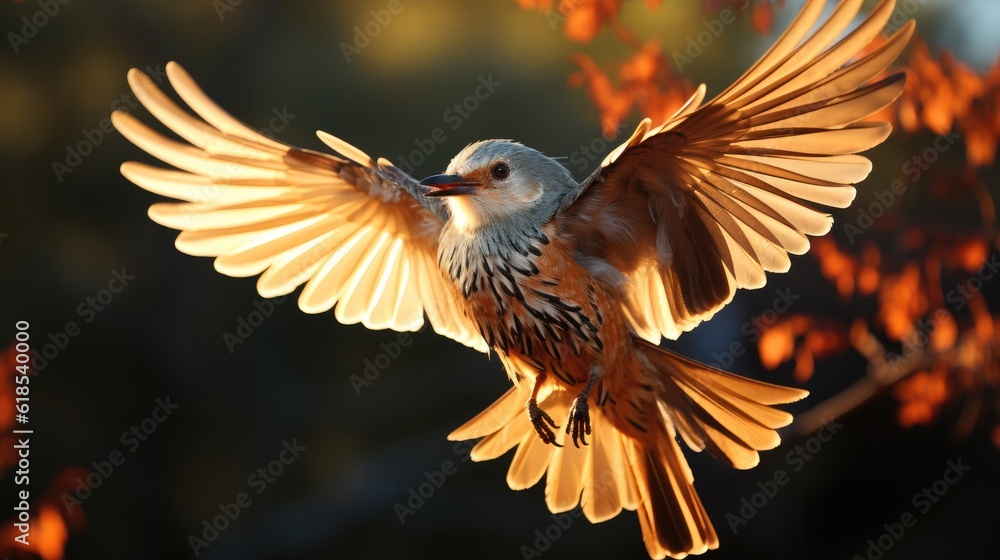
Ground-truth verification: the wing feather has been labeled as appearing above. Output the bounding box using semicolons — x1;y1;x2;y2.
562;0;908;342
115;62;487;351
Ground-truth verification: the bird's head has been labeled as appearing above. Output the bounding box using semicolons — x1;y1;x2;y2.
420;140;577;233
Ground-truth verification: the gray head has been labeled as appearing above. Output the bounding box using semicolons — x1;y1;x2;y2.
419;140;578;233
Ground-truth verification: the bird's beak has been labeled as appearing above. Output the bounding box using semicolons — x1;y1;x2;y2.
419;174;484;197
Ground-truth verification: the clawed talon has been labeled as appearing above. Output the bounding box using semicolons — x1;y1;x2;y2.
566;371;598;447
528;398;563;447
566;396;592;447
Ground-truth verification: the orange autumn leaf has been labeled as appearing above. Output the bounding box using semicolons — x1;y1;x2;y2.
34;506;69;560
849;318;872;350
969;292;995;344
870;36;1000;168
812;237;859;300
894;366;950;427
758;320;796;370
931;310;958;351
563;2;604;43
749;1;774;35
858;244;882;296
0;344;15;432
946;236;990;273
515;0;626;43
905;41;983;135
793;343;814;382
0;344;22;475
897;400;935;427
570;53;634;135
879;262;929;340
2;503;71;560
619;39;659;82
700;0;783;32
804;328;849;358
571;41;694;136
962;110;999;168
758;315;848;381
958;58;1000;166
796;325;849;382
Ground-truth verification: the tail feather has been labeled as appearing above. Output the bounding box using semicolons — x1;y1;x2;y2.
638;339;808;470
542;392;589;513
633;437;717;559
469;411;531;462
645;340;808;405
448;384;526;441
448;341;805;559
507;427;553;490
450;385;636;522
581;413;637;522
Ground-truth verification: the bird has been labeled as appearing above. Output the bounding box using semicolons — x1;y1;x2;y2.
111;0;912;557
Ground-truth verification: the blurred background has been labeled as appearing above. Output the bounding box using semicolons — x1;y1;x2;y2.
1;0;998;558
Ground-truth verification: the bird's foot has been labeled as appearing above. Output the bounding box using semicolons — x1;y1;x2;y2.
566;395;592;448
528;398;562;447
566;372;598;448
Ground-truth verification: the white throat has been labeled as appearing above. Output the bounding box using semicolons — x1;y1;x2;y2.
445;197;483;234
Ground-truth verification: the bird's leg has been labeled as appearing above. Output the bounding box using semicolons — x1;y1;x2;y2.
527;375;562;447
567;369;598;448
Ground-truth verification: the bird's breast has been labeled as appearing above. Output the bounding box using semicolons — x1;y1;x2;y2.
438;223;619;386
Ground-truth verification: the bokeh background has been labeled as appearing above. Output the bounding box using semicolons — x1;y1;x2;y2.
1;0;998;558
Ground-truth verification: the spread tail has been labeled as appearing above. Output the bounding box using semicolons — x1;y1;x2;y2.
448;339;807;559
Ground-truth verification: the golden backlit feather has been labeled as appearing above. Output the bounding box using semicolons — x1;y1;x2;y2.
114;62;487;351
563;0;911;347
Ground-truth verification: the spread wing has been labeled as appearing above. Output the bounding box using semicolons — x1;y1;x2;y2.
113;62;487;352
561;0;913;342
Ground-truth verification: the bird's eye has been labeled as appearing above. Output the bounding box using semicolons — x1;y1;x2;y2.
491;162;510;181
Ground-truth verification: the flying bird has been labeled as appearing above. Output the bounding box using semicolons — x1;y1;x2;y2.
112;0;912;557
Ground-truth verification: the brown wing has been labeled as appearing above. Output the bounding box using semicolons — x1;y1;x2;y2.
561;0;913;342
113;62;487;352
